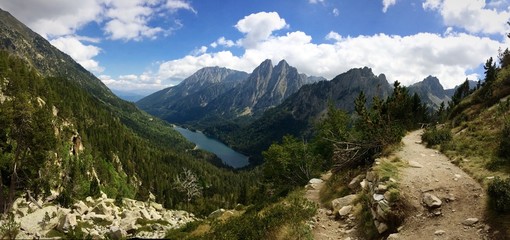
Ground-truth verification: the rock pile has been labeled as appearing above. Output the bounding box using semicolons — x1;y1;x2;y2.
3;192;196;239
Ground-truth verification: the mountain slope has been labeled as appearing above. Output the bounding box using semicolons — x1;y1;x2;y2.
137;59;322;126
137;67;249;122
408;76;450;109
0;8;258;216
210;67;393;163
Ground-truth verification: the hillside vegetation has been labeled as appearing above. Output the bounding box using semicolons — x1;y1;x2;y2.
0;51;260;217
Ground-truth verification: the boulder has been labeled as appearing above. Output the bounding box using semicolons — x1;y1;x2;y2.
72;200;89;215
387;233;400;239
374;220;388;233
338;205;353;217
57;213;77;232
19;205;59;234
331;195;357;212
375;184;388;193
373;194;384;202
309;178;323;184
422;193;442;208
348;174;365;190
150;209;162;220
107;226;127;240
92;202;112;216
360;179;368;190
140;208;152;220
209;208;226;219
150;202;164;211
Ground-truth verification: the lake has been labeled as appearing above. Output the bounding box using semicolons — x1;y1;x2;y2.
173;126;250;168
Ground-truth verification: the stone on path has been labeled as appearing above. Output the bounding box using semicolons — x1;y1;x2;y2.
434;230;446;235
331;194;357;212
462;218;479;226
409;161;424;168
422;193;442;208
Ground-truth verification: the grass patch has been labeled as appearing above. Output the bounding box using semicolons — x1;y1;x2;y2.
319;167;367;208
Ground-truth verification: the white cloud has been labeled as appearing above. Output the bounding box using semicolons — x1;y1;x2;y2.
210;37;236;48
0;0;103;38
332;8;340;16
235;12;289;48
147;18;503;91
382;0;397;13
423;0;510;35
166;0;196;13
308;0;325;4
50;36;104;73
325;31;343;41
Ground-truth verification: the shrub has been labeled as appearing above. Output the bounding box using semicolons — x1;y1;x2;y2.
421;126;452;147
498;120;510;160
488;177;510;213
0;213;20;240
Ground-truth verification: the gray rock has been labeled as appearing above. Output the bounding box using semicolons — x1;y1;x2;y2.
150;202;164;211
107;226;127;240
309;178;323;184
57;213;77;232
373;194;385;202
360;179;368;190
348;174;365;189
374;220;388;233
409;161;424;168
140;208;152;220
376;184;388;193
422;193;442;208
92;202;112;216
462;218;479;226
209;208;226;218
366;171;376;182
387;233;400;239
338;205;353;217
72;200;89;215
331;195;357;212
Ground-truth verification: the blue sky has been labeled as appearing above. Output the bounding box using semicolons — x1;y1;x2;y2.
1;0;509;94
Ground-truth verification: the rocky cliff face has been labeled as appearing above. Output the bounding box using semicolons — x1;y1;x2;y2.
409;76;450;109
137;67;248;122
206;59;313;117
137;59;321;123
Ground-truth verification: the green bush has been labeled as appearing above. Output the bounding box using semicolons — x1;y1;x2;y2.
488;177;510;213
498;120;510;160
421;126;452;147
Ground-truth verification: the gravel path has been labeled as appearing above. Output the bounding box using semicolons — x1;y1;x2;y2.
396;130;490;239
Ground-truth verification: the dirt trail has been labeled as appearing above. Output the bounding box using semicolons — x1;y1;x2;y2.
396;129;490;239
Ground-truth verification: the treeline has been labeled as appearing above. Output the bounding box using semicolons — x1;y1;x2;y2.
0;51;261;216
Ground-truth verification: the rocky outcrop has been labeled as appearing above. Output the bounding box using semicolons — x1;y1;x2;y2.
5;192;196;239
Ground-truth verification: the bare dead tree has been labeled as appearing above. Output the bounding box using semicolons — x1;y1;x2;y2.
329;140;382;172
173;168;203;203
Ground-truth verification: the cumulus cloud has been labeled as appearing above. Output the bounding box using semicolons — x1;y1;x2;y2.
210;37;236;48
423;0;510;35
382;0;397;13
235;12;289;48
0;0;196;74
50;36;104;73
148;13;503;91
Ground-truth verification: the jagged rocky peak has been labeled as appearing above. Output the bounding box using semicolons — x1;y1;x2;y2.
183;66;246;85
